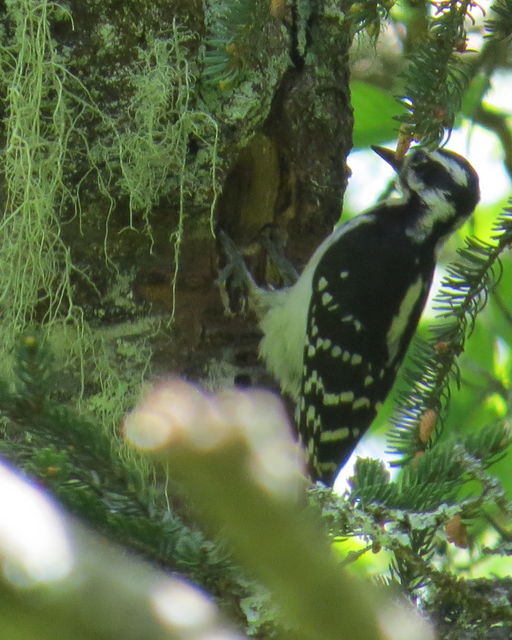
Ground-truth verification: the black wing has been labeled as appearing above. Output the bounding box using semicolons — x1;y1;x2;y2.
298;211;433;484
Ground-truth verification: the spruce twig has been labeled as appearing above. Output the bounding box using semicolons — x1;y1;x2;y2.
398;1;480;145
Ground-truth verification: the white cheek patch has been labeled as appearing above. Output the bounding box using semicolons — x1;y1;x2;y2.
406;188;455;243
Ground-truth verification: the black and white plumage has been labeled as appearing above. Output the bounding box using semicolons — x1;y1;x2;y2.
220;146;480;485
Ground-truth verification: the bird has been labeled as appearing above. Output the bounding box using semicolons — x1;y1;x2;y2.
218;145;480;485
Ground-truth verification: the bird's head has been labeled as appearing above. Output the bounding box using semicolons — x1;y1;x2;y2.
372;145;480;244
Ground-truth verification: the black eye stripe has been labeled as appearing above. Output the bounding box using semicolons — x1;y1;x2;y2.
415;162;450;186
405;150;472;193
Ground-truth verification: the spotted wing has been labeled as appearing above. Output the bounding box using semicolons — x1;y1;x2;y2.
298;212;431;484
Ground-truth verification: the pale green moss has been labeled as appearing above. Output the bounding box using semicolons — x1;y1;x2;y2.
91;20;219;320
0;0;87;351
0;1;219;484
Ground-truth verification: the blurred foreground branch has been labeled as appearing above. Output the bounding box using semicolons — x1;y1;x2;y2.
124;380;434;640
0;460;243;640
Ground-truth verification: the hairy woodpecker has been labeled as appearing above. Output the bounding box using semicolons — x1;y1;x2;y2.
219;146;480;485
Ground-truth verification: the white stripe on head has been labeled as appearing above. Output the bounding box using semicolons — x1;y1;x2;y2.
431;150;469;187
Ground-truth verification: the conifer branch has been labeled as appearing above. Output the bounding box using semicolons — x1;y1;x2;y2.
0;336;244;601
485;0;512;39
398;1;481;145
202;0;270;89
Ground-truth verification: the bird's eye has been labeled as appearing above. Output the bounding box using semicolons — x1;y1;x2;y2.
415;161;444;184
410;150;428;166
408;152;445;186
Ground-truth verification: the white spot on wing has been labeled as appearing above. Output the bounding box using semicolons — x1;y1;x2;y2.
306;405;316;422
353;397;371;410
320;427;350;442
304;369;325;394
324;391;356;405
318;276;328;291
305;405;322;433
324;392;341;406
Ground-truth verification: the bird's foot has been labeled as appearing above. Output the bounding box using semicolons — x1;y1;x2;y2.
216;229;255;316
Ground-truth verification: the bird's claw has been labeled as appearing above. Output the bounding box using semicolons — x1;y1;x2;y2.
216;229;254;316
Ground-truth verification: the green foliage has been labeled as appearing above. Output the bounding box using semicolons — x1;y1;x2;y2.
486;0;512;39
312;428;512;598
396;1;477;146
349;3;498;149
460;72;490;119
125;380;382;640
351;81;404;148
91;23;219;318
0;1;220;479
0;461;241;640
349;427;509;514
347;1;395;38
0;0;86;349
203;0;271;89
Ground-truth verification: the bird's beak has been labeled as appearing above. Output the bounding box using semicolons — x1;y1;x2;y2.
371;146;403;172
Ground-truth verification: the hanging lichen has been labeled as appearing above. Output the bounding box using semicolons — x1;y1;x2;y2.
0;1;219;471
90;20;219;319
